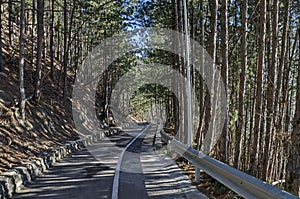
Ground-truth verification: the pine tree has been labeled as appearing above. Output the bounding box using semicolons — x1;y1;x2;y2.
19;0;26;119
34;0;44;100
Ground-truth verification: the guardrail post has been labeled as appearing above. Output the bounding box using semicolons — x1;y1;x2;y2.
195;167;201;183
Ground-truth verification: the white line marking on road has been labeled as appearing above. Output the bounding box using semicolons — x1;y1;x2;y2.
112;124;151;199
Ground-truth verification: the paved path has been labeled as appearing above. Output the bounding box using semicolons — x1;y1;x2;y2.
13;125;207;199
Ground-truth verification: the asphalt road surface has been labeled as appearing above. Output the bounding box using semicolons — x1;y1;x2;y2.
13;124;208;199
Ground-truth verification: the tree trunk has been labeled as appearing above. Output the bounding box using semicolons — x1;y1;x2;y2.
177;0;185;142
19;0;26;119
242;94;250;170
219;0;229;163
31;0;36;71
250;0;266;176
8;0;13;47
247;90;256;171
172;0;180;136
209;0;217;66
34;0;44;100
195;0;204;150
201;0;217;155
63;0;68;102
56;17;60;61
286;20;300;196
234;0;248;169
62;0;75;102
262;0;278;181
273;0;289;121
271;0;290;181
0;0;4;72
50;0;54;80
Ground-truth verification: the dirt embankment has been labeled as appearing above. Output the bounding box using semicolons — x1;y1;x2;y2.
0;69;80;173
0;28;79;174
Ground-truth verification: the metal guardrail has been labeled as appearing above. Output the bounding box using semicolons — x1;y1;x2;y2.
160;130;299;199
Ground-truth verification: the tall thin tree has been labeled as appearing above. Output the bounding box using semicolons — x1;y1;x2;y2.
262;0;278;181
63;0;68;102
34;0;44;100
31;0;36;72
250;0;266;176
202;0;217;153
19;0;26;119
195;0;205;150
286;19;300;197
50;0;55;79
234;0;248;169
273;0;290;138
0;0;4;72
8;0;13;47
220;0;229;163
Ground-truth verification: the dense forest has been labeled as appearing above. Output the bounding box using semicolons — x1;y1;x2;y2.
0;0;300;197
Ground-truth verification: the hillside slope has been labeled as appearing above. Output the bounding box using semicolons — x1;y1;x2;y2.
0;25;79;174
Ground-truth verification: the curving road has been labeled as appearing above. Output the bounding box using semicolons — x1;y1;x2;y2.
13;124;207;199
